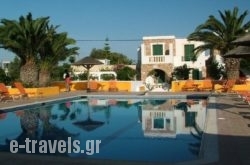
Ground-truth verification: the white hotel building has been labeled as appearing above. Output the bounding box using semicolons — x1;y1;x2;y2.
137;36;211;82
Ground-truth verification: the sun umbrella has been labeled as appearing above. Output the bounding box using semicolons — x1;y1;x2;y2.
224;46;250;58
73;56;103;92
232;33;250;46
73;100;104;132
73;117;104;132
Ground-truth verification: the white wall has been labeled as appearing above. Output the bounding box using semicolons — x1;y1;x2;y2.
174;38;210;69
140;36;210;69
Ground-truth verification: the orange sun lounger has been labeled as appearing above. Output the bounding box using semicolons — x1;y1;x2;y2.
0;83;20;101
13;82;38;98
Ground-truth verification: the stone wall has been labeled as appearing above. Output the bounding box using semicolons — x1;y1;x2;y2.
141;63;173;81
143;39;175;55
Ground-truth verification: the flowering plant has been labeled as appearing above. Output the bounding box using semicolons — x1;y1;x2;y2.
144;75;155;91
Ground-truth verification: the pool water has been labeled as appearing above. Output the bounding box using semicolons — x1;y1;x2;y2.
0;97;208;163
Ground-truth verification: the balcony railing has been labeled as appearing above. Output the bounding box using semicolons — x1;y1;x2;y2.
142;55;173;64
149;56;165;62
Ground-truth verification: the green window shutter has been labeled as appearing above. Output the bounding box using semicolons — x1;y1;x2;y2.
153;44;163;55
192;69;199;80
184;44;194;61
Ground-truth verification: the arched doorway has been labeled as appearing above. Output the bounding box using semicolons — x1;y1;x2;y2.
147;69;170;83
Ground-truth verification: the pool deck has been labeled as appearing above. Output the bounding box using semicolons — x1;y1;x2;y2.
0;90;250;165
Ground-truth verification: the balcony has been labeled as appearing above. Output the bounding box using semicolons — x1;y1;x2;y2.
141;55;173;64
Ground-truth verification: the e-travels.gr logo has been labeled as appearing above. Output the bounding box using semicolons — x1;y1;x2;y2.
10;137;101;155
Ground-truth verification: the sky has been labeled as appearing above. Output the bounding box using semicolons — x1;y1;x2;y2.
0;0;250;62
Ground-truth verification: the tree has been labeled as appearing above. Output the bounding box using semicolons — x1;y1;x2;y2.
38;29;79;86
0;67;11;85
8;56;21;82
206;61;226;80
0;13;79;87
116;66;137;81
50;63;71;81
187;7;250;79
172;64;191;80
0;13;50;86
68;56;76;64
103;37;111;59
90;40;133;65
90;49;133;65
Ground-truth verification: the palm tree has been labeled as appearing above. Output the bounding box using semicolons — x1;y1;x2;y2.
0;13;50;86
187;7;250;79
0;13;79;86
38;25;79;86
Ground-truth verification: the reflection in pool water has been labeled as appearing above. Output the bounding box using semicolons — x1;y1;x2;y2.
0;97;208;163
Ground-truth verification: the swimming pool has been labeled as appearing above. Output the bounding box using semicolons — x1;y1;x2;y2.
0;96;209;164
